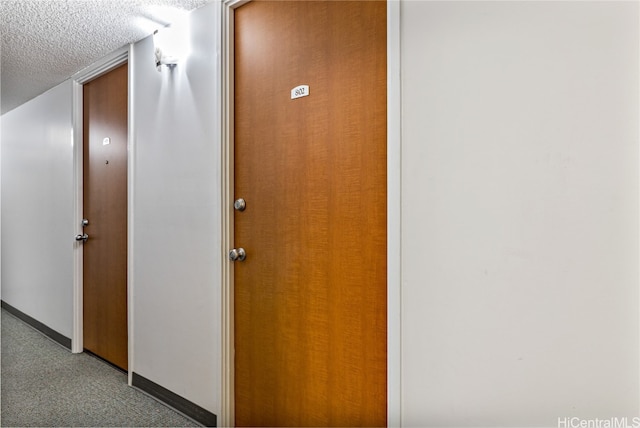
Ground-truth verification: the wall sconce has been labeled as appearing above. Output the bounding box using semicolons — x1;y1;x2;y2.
153;20;190;71
154;29;178;70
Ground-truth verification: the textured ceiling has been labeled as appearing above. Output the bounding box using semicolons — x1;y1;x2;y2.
0;0;211;114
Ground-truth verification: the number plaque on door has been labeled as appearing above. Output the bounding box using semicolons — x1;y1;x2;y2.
290;85;309;100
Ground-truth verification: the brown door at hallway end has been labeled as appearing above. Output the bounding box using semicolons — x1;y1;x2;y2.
233;1;387;426
82;63;128;371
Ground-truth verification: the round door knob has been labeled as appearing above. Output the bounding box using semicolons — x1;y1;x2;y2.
234;198;246;212
229;248;246;262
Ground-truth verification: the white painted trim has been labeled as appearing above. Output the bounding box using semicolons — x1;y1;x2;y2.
126;43;135;386
0;89;1;302
220;1;244;426
220;1;403;426
71;46;132;380
73;47;128;84
72;81;84;353
387;1;402;426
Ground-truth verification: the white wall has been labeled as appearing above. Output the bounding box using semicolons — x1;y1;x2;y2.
401;1;639;426
131;2;220;415
1;81;74;338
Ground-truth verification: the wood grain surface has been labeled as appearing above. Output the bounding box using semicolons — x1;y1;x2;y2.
234;2;387;426
83;63;128;371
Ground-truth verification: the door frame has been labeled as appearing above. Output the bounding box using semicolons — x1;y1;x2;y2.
219;1;402;425
71;45;135;384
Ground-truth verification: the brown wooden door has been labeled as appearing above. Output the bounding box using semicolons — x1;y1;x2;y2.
233;2;387;426
83;63;128;371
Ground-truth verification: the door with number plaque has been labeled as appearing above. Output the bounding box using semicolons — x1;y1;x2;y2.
233;1;387;426
82;63;128;371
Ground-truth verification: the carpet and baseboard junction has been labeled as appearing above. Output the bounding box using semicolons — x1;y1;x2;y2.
1;307;202;427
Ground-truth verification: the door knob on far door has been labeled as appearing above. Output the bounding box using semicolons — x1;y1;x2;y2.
81;218;89;227
229;248;246;262
75;234;89;243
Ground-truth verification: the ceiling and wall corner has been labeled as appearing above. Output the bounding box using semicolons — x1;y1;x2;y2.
0;0;212;115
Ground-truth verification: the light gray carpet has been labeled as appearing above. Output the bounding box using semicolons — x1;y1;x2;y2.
1;308;200;427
